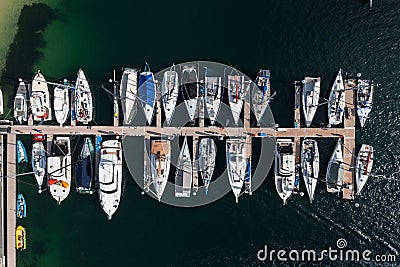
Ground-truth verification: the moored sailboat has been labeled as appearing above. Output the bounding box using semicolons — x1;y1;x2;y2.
31;70;52;121
161;67;179;125
14;81;29;124
326;139;344;193
204;76;222;125
32;142;46;193
328;69;345;125
301;139;319;203
53;80;70;126
302;77;321;127
98;139;122;220
120;68;138;125
76;137;95;194
181;65;199;122
198;138;216;195
138;63;156;125
253;69;272;125
74;69;93;124
357;79;374;127
228;75;246;125
175;137;192;197
355;144;374;195
47;137;71;204
148;140;171;201
226;138;247;203
275;139;295;204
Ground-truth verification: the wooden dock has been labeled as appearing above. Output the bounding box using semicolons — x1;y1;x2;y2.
6;134;16;267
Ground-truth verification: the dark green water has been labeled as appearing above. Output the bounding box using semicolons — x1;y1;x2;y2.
1;0;400;266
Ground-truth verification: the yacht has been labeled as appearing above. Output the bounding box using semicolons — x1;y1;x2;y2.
13;81;29;124
253;69;272;125
302;77;321;127
228;75;246;125
148;140;171;201
204;76;222;125
138;63;156;125
31;70;52;121
226;138;247;203
328;69;345;125
301;139;319;203
355;144;374;195
181;65;199;122
53;81;69;126
357;79;374;127
326;139;344;193
198;138;216;195
98;139;122;220
175;137;192;197
32;142;46;193
275;139;296;204
47;137;71;205
120;68;138;125
74;69;93;124
161;67;179;125
76;137;95;194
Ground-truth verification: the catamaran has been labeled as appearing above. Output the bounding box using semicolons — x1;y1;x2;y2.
31;70;52;121
226;138;247;203
120;68;138;125
328;69;345;125
47;136;71;205
301;139;319;203
53;81;69;126
275;139;296;204
32;142;46;193
138;63;156;125
14;81;29;124
175;137;192;197
198;138;216;195
98;139;122;220
326;139;344;193
355;144;374;195
357;79;374;127
302;77;321;127
17;140;28;163
181;65;199;122
228;75;246;125
253;69;272;125
204;76;222;125
75;69;93;124
161;67;179;125
146;140;171;201
76;137;95;194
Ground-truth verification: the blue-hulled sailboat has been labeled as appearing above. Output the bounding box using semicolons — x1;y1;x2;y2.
138;63;156;125
16;194;26;218
17;140;28;163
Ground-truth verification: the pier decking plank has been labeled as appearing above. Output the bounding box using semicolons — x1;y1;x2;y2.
6;134;16;267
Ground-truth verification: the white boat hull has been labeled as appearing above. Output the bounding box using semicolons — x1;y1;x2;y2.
31;71;52;121
162;70;179;125
275;139;295;204
204;77;222;125
355;144;373;195
228;75;246;125
328;69;345;125
226;138;247;202
75;69;93;124
301;139;319;202
175;137;192;198
120;68;138;125
357;79;374;128
54;85;69;126
198;138;216;195
149;140;171;201
302;77;320;127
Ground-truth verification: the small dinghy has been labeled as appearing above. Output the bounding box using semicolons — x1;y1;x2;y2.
16;194;26;218
16;226;26;250
17;140;28;163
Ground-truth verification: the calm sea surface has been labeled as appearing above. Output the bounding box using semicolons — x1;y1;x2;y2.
1;0;399;266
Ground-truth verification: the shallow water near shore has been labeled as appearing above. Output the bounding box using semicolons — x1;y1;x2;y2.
4;0;400;266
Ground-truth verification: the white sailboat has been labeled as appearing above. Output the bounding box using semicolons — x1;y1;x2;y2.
302;77;320;127
181;66;198;122
226;138;247;203
53;81;69;126
253;69;272;125
32;142;46;193
355;144;374;195
275;139;295;204
14;81;28;124
326;139;344;193
228;75;246;125
328;69;345;125
161;68;179;125
138;63;156;125
204;76;222;125
357;79;374;127
149;140;171;201
301;139;319;203
175;137;192;198
98;139;122;220
120;68;138;125
31;70;52;121
74;69;93;124
47;137;71;205
198;138;216;195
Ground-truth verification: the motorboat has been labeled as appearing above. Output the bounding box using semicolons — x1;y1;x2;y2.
17;140;28;163
16;194;26;219
53;80;70;126
275;139;296;204
16;226;26;250
226;138;247;203
31;70;52;121
302;77;321;127
13;81;28;124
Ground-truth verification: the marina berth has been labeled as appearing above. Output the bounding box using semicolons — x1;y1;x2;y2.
74;69;93;124
120;68;138;125
138;63;156;125
31;70;52;121
98;139;122;220
274;139;296;204
161;67;179;125
13;81;29;124
302;77;320;127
